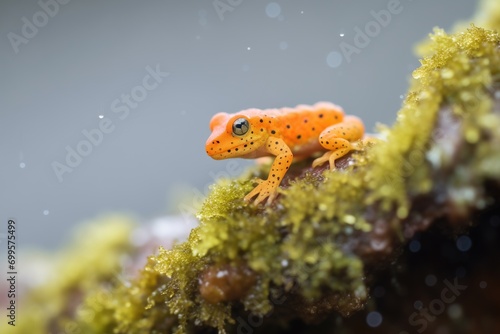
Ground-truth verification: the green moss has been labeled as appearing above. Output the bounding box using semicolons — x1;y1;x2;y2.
0;215;135;334
80;255;172;334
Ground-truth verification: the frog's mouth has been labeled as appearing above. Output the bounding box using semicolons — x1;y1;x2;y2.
205;141;252;160
205;142;225;159
206;138;269;160
205;126;228;159
206;131;269;159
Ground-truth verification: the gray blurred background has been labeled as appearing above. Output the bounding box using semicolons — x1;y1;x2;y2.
0;0;478;249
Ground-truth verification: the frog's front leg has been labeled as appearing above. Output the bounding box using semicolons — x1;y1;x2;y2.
244;137;293;205
312;116;364;169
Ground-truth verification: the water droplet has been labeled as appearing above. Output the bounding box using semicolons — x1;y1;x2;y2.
412;70;422;79
326;51;343;68
425;274;437;287
265;2;281;18
281;259;288;267
399;94;404;99
247;47;251;51
340;33;345;37
456;235;472;252
19;162;26;168
366;311;382;328
479;281;487;289
300;10;304;14
43;210;49;215
279;41;288;50
98;115;104;119
414;300;423;310
409;240;421;252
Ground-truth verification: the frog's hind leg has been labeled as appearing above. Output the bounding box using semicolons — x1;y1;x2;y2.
312;116;364;169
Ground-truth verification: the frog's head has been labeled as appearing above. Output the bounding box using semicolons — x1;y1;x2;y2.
206;110;268;160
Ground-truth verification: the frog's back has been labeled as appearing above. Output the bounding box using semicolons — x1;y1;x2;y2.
229;102;346;155
271;102;345;147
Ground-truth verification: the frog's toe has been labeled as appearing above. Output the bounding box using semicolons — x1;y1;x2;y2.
252;189;271;205
328;155;338;170
244;182;266;204
312;151;332;168
244;188;259;202
265;191;278;205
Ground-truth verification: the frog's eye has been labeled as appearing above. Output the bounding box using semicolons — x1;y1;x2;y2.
232;118;249;136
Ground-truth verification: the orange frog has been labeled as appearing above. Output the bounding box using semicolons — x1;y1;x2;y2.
205;102;364;205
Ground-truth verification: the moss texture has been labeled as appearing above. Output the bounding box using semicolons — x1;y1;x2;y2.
0;215;134;334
